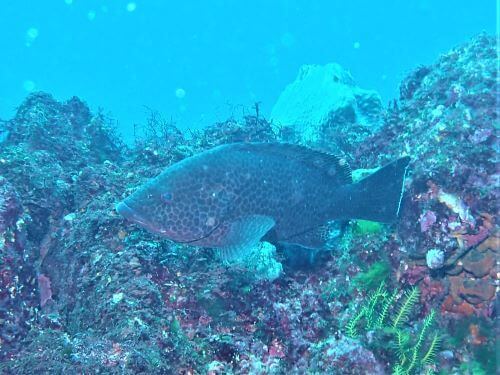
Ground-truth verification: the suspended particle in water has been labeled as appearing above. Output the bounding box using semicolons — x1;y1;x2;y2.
353;41;361;49
175;88;186;99
23;80;36;92
126;2;137;12
280;32;295;48
212;89;221;100
25;27;39;47
87;10;96;21
26;28;39;39
269;55;279;67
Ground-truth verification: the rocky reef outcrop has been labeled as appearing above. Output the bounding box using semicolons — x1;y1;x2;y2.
270;62;383;153
356;33;498;318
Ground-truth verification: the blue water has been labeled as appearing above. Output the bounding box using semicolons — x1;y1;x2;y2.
0;1;494;142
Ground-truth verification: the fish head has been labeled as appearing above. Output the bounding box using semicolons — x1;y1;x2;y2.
116;158;234;244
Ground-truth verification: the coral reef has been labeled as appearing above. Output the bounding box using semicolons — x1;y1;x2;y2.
0;34;497;374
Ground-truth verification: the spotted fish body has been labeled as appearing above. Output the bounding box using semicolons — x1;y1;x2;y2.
117;143;410;260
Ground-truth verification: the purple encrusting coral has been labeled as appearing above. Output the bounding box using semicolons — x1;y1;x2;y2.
0;35;497;374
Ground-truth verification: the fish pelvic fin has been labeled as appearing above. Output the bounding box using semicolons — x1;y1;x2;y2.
345;157;411;223
280;223;332;249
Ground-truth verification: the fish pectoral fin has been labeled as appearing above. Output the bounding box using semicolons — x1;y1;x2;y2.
215;244;253;264
215;215;275;263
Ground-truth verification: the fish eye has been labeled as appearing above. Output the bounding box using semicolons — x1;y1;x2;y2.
161;192;173;203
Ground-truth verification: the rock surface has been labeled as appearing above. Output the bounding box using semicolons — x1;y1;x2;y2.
308;336;385;374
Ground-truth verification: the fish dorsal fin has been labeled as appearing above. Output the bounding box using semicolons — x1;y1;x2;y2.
230;142;352;185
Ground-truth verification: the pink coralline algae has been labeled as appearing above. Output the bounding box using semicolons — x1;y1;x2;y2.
267;338;286;359
455;224;490;249
37;274;53;307
400;265;428;285
420;210;437;232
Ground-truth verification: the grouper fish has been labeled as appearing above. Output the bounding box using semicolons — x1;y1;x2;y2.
117;142;410;261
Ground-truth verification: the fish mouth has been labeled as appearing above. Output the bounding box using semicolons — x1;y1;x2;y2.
116;201;169;236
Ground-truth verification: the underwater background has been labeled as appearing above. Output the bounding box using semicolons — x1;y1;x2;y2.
0;1;495;141
0;1;497;374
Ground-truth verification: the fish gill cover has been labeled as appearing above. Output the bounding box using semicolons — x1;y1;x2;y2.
0;35;497;374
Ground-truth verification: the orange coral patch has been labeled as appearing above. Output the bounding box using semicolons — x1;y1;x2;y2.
477;235;499;253
441;295;476;316
468;324;487;345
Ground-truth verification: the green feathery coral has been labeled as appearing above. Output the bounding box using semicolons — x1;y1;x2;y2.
394;329;411;363
344;283;441;375
346;282;387;336
392;364;406;375
421;332;441;366
405;309;436;372
346;308;365;338
365;282;387;329
392;287;420;329
376;289;397;329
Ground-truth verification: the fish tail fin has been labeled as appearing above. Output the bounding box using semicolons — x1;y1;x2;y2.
348;157;410;223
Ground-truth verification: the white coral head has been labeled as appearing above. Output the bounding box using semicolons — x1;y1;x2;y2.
426;248;445;269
